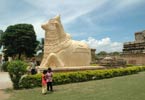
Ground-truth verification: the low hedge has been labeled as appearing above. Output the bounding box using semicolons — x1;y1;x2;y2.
20;66;145;88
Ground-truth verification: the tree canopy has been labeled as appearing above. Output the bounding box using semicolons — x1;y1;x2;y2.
1;24;39;59
0;30;3;47
97;51;108;56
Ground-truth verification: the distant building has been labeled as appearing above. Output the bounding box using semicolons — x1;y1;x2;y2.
122;30;145;65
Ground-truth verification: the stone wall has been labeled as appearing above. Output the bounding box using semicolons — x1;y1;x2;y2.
123;42;145;54
123;31;145;54
135;31;145;42
122;54;145;65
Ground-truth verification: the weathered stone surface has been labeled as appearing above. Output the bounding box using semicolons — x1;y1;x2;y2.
135;30;145;42
91;49;96;64
123;30;145;54
122;30;145;65
122;53;145;65
40;15;91;68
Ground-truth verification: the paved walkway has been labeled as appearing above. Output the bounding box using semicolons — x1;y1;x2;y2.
0;72;12;100
0;72;12;89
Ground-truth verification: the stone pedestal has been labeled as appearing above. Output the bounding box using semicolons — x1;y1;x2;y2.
38;66;105;73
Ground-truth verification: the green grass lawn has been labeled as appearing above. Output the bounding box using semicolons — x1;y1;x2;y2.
7;72;145;100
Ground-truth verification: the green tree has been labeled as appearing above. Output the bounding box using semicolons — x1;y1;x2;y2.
0;30;3;47
112;51;120;56
97;51;108;56
1;24;38;59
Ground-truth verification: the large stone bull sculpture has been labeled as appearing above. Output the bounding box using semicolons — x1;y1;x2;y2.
40;15;91;68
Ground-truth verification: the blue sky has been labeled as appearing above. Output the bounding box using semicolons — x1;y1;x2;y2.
0;0;145;53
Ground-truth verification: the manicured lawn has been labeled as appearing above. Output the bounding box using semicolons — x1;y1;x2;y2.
7;72;145;100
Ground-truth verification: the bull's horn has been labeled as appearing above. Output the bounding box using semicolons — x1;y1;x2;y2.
54;14;60;21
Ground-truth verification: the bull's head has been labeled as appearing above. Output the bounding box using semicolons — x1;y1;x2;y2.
41;15;66;42
41;15;62;31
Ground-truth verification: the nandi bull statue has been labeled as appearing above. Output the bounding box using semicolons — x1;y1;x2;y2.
39;15;91;68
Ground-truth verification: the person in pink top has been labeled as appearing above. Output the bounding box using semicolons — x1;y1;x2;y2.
46;67;53;92
42;70;47;94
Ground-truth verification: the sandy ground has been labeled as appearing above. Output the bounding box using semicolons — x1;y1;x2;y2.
0;72;12;89
0;90;10;100
0;72;12;100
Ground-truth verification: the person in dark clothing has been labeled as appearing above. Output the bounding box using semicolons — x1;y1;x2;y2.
46;67;53;91
30;58;37;75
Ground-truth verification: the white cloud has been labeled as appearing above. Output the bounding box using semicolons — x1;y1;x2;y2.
81;37;123;53
86;0;145;23
32;22;45;39
0;0;107;38
117;0;145;9
23;0;107;24
22;0;107;39
0;0;145;41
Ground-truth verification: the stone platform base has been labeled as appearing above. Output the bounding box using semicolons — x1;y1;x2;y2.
38;66;105;73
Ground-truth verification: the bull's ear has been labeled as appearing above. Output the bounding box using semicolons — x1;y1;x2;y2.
54;15;60;21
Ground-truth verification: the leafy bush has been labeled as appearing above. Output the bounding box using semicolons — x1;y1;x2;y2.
7;60;28;89
126;64;134;67
20;74;41;88
90;64;98;66
20;66;145;89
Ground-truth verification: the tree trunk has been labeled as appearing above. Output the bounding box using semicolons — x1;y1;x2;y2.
18;52;21;60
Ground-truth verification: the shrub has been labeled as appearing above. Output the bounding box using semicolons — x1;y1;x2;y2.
20;66;145;89
20;74;41;88
126;64;134;67
7;60;28;89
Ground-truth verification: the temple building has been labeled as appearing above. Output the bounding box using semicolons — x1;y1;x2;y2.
122;30;145;65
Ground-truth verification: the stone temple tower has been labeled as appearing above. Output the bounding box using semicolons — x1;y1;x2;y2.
122;30;145;65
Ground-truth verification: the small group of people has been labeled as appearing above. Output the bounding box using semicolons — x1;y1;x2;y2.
42;67;53;94
27;58;54;94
